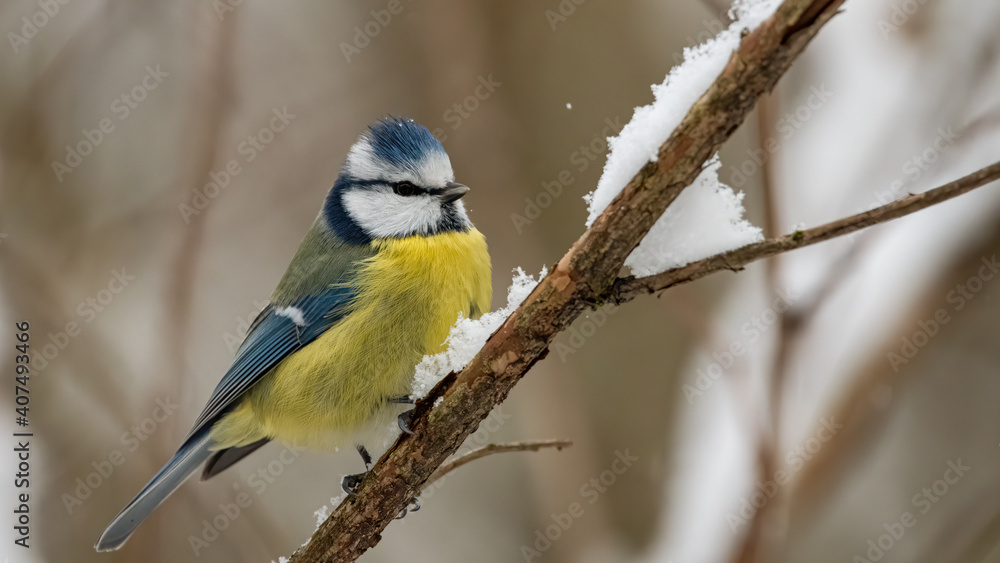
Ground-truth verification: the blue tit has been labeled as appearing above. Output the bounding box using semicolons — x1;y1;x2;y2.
96;117;492;551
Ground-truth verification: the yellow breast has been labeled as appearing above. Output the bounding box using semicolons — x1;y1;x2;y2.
210;229;491;450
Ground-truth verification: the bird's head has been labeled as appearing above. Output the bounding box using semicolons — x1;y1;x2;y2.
323;118;473;244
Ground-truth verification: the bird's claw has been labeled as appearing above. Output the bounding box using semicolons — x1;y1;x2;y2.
398;409;415;435
394;497;421;519
341;472;366;496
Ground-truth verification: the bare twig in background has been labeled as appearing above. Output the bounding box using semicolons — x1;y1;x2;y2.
757;93;781;246
425;440;573;487
289;1;849;560
614;160;1000;303
756;91;786;442
733;90;783;563
732;236;868;563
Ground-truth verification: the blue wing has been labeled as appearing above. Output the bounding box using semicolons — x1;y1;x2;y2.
184;286;354;442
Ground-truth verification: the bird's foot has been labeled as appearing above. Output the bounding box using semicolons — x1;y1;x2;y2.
395;497;421;519
397;409;415;435
388;394;415;405
341;472;367;496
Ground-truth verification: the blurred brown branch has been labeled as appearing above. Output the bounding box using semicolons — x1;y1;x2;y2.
289;0;847;561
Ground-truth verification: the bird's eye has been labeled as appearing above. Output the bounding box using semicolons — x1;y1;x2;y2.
392;182;419;197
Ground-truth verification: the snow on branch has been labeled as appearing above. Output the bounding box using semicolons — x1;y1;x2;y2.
586;0;786;275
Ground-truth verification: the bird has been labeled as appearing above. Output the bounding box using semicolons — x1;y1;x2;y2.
96;117;492;551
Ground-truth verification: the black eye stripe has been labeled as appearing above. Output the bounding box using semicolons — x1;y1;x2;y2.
392;181;422;196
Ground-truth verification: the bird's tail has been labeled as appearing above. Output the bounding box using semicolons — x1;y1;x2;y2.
95;429;214;552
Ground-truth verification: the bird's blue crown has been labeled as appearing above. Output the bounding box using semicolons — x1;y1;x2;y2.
363;117;446;172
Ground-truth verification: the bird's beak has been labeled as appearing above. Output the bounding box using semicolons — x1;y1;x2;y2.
438;182;470;204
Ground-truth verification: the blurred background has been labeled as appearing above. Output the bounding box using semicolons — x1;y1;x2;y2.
1;0;999;561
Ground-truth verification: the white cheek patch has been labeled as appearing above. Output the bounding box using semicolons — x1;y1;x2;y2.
342;188;443;239
274;306;306;327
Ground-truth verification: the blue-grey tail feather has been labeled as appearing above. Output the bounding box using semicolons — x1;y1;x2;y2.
202;438;270;481
95;430;214;552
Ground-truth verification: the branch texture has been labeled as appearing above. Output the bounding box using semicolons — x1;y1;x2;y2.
290;1;847;561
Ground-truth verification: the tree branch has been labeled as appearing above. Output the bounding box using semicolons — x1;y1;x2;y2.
425;440;572;487
613;160;1000;303
289;1;848;561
